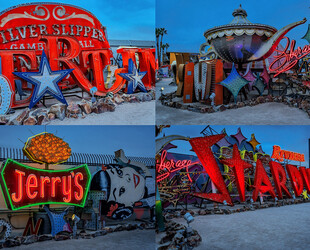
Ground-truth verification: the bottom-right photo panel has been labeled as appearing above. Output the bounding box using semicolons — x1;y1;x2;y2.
156;125;310;249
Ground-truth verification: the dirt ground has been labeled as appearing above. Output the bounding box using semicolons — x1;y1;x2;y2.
165;203;310;249
156;78;310;125
15;229;155;250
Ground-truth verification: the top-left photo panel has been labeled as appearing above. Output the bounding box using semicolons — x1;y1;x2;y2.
0;0;155;125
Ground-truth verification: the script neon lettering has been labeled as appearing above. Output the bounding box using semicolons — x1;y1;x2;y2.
269;37;310;77
156;150;199;182
26;174;38;199
11;169;25;202
62;175;72;203
40;176;50;198
74;172;84;200
51;177;61;197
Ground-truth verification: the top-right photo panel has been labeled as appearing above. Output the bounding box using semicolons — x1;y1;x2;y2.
156;0;310;125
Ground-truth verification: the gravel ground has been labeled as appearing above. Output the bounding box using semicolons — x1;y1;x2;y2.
15;229;155;250
167;203;310;249
6;96;155;125
156;78;310;125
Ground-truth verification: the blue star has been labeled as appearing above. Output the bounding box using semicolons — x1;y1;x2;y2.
118;58;147;94
13;50;73;109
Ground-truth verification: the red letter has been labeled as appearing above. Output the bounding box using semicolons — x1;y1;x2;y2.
190;135;233;206
220;144;253;202
286;164;304;197
0;50;37;108
26;174;38;199
271;145;282;161
51;177;61;197
12;169;26;202
41;35;96;94
299;167;310;193
74;172;84;201
252;160;276;202
82;50;111;92
62;175;72;202
40;176;51;198
269;161;292;199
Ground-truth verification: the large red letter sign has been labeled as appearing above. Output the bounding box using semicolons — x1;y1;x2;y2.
252;159;276;202
286;164;304;197
299;167;310;193
220;144;253;202
190;135;233;206
269;161;292;199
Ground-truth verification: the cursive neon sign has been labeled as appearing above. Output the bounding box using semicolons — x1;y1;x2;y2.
156;150;200;183
269;37;310;77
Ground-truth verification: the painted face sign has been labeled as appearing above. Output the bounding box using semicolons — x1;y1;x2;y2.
90;165;150;220
105;167;146;207
0;159;91;210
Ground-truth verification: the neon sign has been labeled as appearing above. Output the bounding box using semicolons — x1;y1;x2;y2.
0;3;155;109
156;150;200;183
23;132;71;165
271;145;305;162
269;37;310;77
157;135;310;205
0;159;91;210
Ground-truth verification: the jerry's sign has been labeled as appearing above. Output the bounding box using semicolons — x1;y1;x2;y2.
0;159;91;210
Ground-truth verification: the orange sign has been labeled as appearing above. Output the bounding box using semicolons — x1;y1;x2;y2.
23;132;71;165
271;145;305;162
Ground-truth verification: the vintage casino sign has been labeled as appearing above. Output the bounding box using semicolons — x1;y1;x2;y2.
0;4;110;50
0;159;91;210
23;132;72;165
0;3;155;108
269;37;310;77
271;145;305;162
157;135;310;206
0;3;112;100
156;150;200;183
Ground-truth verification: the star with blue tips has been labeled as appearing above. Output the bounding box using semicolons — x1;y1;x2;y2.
118;58;147;94
13;50;73;109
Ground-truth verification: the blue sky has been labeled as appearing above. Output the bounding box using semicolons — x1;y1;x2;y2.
159;125;310;167
0;0;155;41
0;126;155;157
156;0;310;52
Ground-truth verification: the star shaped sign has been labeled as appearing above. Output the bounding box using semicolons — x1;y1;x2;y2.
220;144;253;202
13;50;73;109
118;58;147;94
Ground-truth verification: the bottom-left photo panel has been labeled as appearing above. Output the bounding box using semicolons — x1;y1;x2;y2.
0;125;155;250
